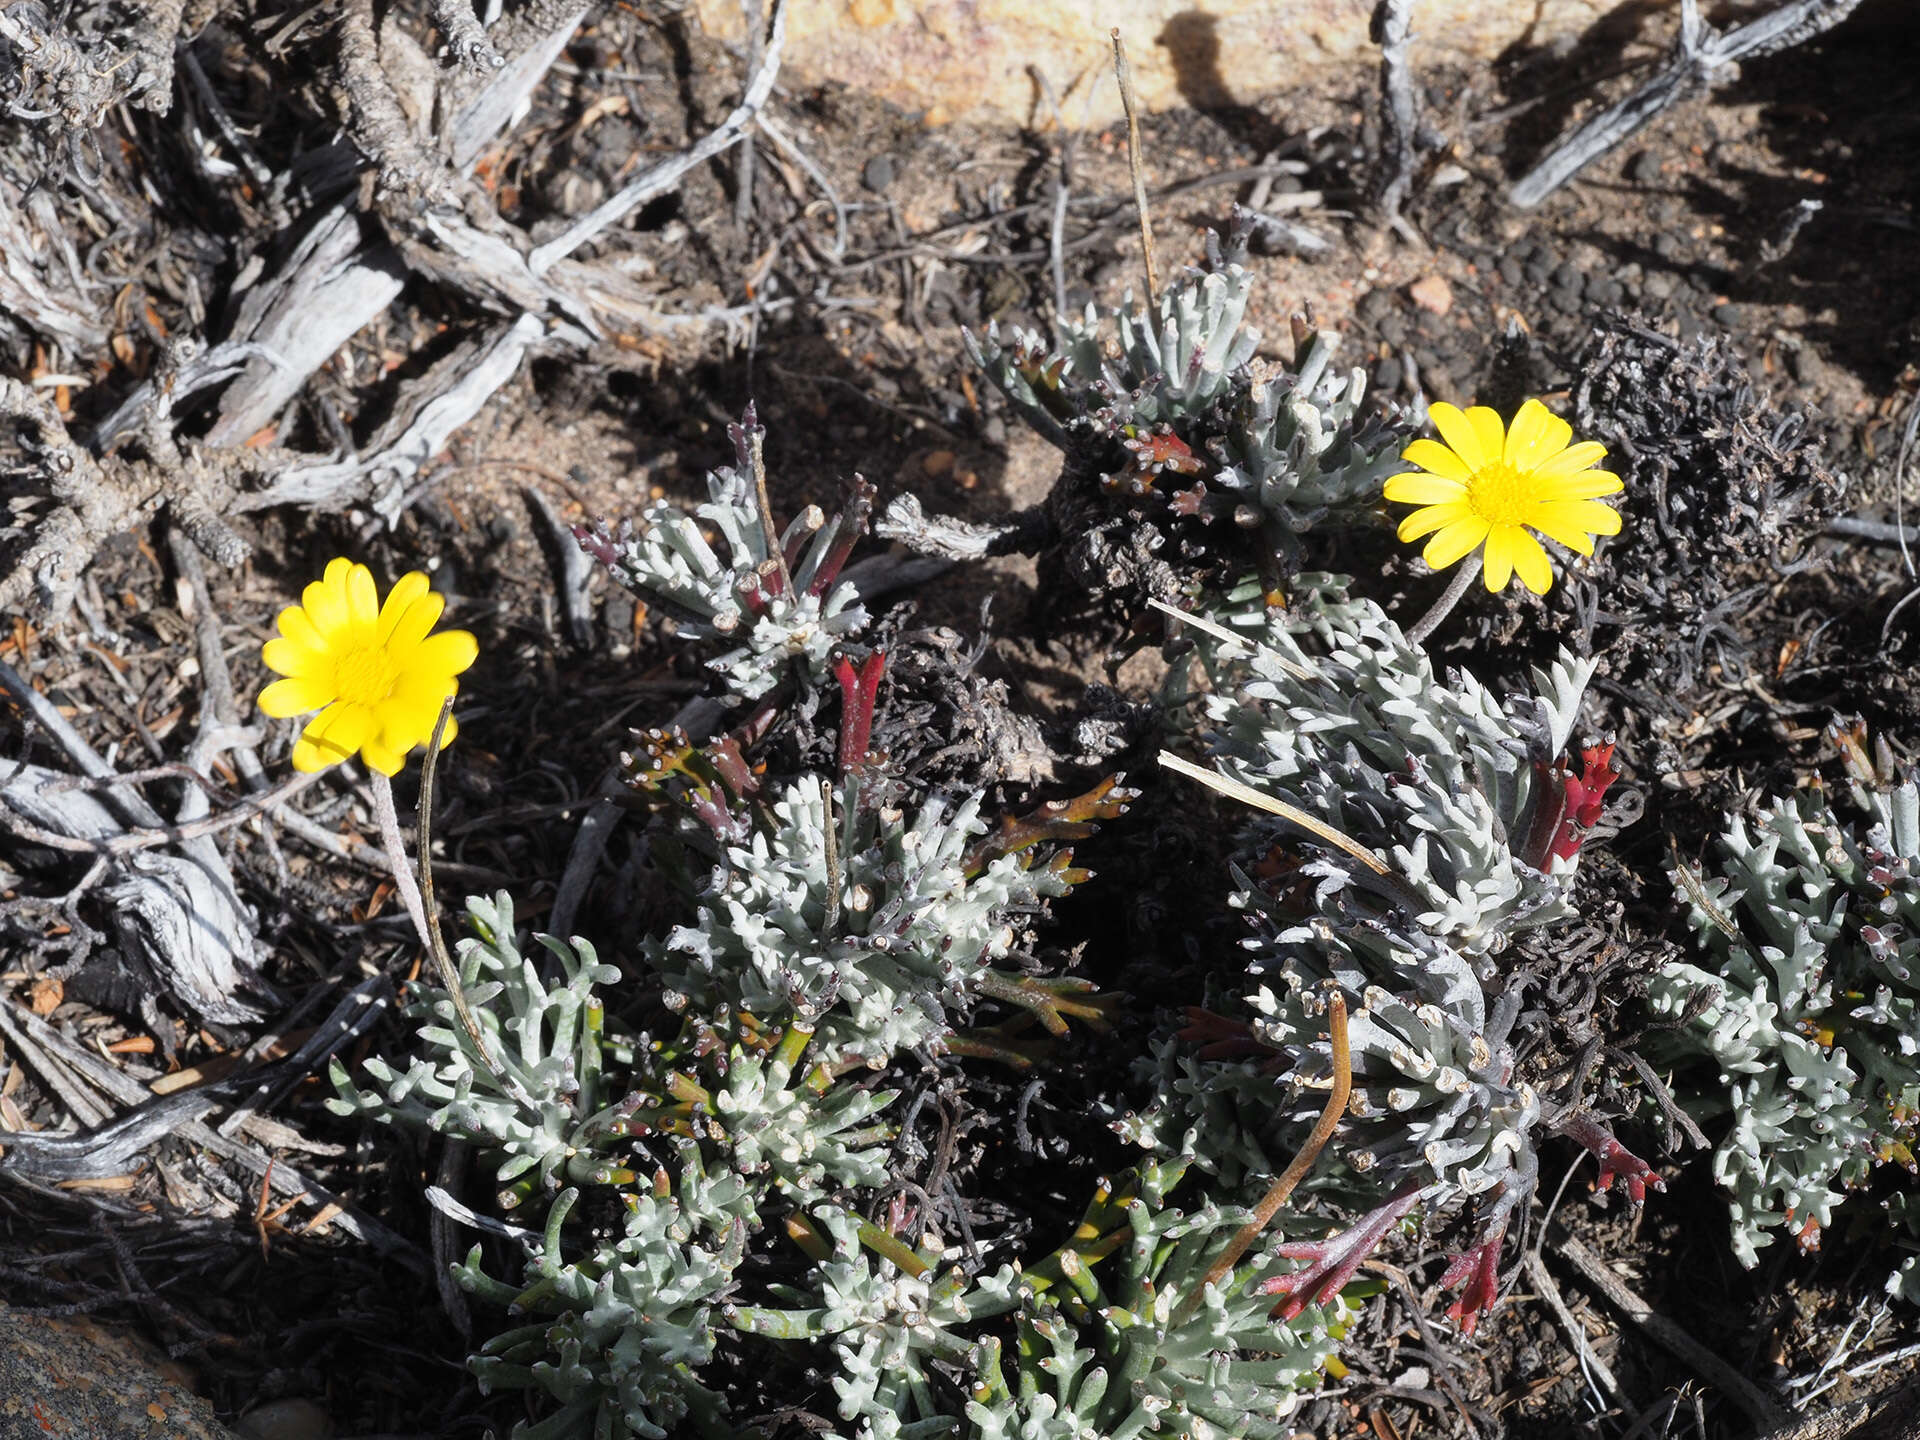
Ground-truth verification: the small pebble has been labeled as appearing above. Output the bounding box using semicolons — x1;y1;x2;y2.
1498;255;1524;287
1356;288;1396;323
1408;275;1453;316
1373;356;1404;394
1644;271;1678;300
861;154;896;192
1787;345;1827;387
1627;150;1663;184
1551;260;1585;296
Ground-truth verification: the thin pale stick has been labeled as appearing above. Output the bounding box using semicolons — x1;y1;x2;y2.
419;697;537;1109
750;421;794;597
369;772;433;954
1110;29;1158;303
1157;752;1427;914
1;768;324;856
1147;597;1320;683
1176;992;1350;1322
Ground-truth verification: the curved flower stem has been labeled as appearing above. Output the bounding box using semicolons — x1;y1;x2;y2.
1404;552;1484;647
369;770;433;955
1174;992;1351;1324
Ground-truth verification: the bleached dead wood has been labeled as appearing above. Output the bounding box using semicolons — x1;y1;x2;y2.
249;313;552;520
1510;0;1866;209
0;758;268;1025
0;177;107;354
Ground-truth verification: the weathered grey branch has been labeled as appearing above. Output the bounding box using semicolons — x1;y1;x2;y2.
876;492;1039;561
338;0;452;204
247;313;553;519
0;4;175;126
0;175;108;352
0;656;267;1024
0;379;150;619
1372;0;1419;223
1511;0;1865;209
429;0;505;72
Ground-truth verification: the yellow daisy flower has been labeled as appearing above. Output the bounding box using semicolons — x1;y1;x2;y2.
1384;399;1624;594
258;558;477;776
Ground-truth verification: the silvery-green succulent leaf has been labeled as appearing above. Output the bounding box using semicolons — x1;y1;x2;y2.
1137;574;1600;1232
1655;752;1920;1273
657;777;1075;1066
966;247;1408;553
577;419;870;700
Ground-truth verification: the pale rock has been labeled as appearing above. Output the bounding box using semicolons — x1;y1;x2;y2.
697;0;1641;127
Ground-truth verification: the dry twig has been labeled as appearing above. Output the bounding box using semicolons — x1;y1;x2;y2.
1510;0;1866;208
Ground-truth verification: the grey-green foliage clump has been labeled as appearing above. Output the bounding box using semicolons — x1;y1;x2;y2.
330;891;633;1192
965;220;1406;555
335;888;1352;1439
727;1160;1355;1440
655;775;1091;1068
1128;575;1627;1325
332;892;896;1439
962;1160;1358;1440
575;409;870;700
1652;725;1920;1277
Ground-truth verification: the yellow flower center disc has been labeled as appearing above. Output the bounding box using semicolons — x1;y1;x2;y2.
1464;460;1533;527
335;646;400;707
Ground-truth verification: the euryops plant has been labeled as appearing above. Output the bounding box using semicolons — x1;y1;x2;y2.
1135;573;1649;1333
888;215;1407;592
327;242;1920;1440
1653;721;1920;1291
575;405;872;701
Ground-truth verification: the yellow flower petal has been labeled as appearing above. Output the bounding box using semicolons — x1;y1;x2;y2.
1423;515;1491;571
1397;500;1472;543
1504;400;1572;470
1533;440;1609;477
1483;526;1516;591
1527;513;1595;556
360;739;406;777
259;675;337;718
261;558;472;776
302;566;351;638
1537;470;1623;501
262;636;328;680
386;590;448;655
1465;407;1507;469
290;737;335;773
409;629;479;679
1535;498;1623;538
377;572;432;644
1510;529;1554;593
1428;403;1493;471
1399;438;1473;482
1384;471;1469;505
271;604;330;659
345;563;380;631
305;702;373;758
